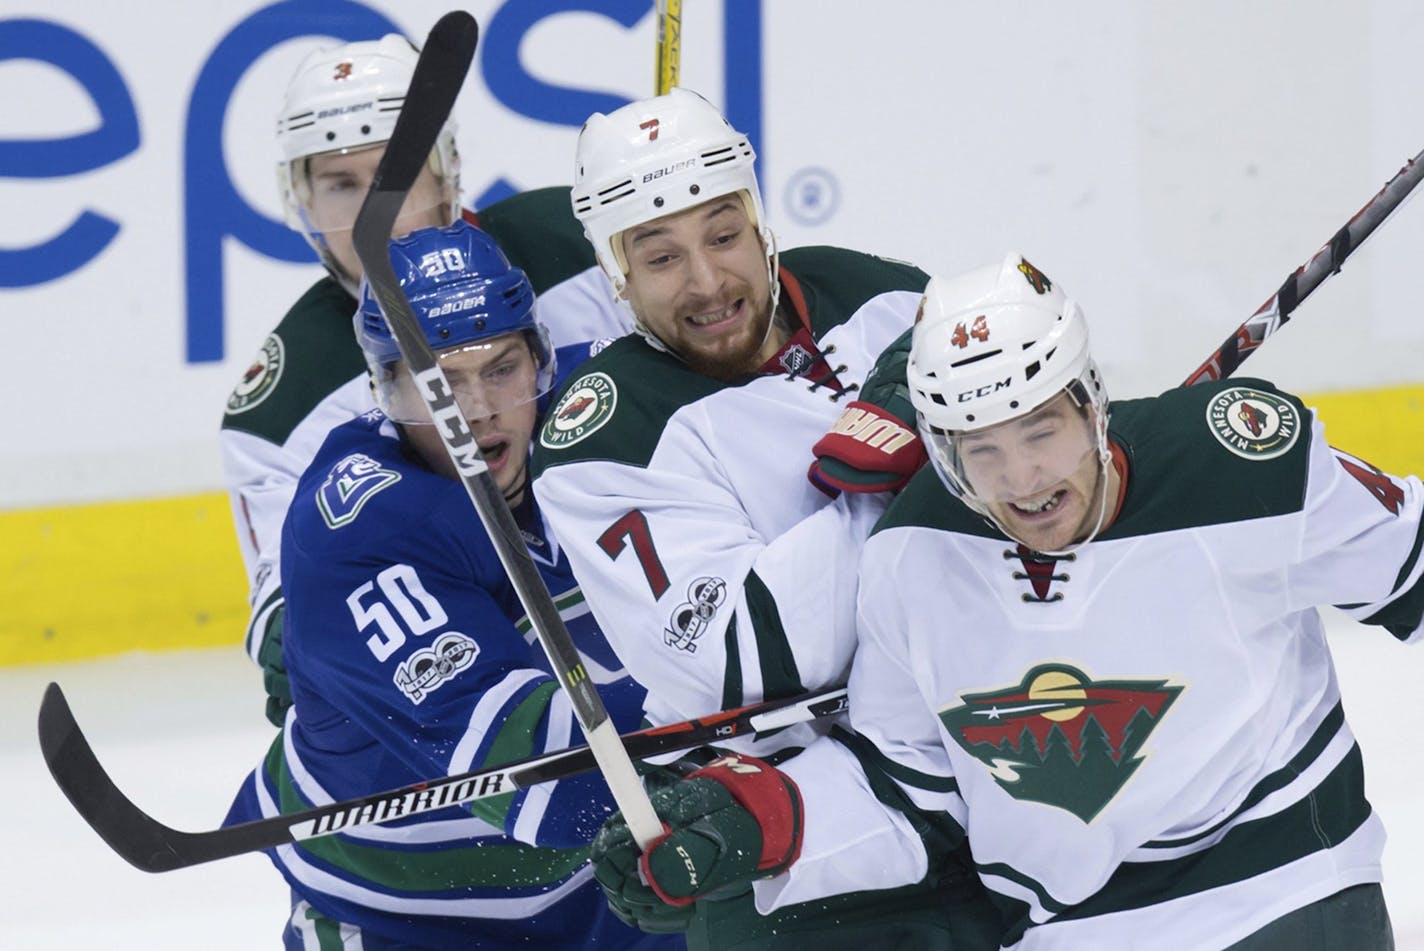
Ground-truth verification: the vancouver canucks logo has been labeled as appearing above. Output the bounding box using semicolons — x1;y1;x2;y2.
939;664;1182;823
1205;386;1301;460
1017;257;1052;295
540;372;617;449
226;334;284;415
317;453;401;528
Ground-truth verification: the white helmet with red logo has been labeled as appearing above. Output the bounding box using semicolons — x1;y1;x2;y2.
570;88;777;347
907;253;1102;433
276;35;460;282
908;253;1112;548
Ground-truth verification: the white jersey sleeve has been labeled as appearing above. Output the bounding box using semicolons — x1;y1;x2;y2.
221;372;373;660
1289;418;1424;641
536;433;885;731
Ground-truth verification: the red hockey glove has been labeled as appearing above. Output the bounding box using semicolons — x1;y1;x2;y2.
808;327;927;495
590;753;804;926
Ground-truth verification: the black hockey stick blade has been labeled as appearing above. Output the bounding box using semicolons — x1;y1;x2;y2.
39;682;216;872
37;679;847;873
354;11;477;278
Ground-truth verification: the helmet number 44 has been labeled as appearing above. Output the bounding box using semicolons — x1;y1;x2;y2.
951;315;990;349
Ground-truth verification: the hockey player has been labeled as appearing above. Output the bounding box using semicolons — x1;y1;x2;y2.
529;88;1001;948
220;34;629;726
593;253;1420;949
225;221;676;950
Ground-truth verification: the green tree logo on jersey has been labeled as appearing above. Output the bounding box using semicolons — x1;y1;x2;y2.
939;664;1182;823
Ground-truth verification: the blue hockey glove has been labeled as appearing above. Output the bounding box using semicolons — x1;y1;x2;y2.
808;327;927;495
590;753;804;931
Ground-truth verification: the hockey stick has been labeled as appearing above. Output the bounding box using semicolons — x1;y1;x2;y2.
1184;146;1424;386
347;11;666;848
36;680;848;873
655;0;682;94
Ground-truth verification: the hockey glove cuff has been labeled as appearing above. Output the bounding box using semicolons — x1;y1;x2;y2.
807;326;927;495
590;753;803;925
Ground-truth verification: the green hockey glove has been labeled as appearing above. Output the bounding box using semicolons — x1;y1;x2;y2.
256;604;291;728
808;326;927;495
590;753;804;930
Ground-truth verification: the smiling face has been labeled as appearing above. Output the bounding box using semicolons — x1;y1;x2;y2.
394;334;542;502
618;195;780;380
952;392;1117;553
300;144;450;286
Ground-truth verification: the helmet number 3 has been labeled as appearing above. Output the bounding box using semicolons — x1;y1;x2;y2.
950;315;990;349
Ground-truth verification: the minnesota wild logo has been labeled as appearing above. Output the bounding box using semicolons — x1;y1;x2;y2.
939;664;1181;823
1017;257;1052;295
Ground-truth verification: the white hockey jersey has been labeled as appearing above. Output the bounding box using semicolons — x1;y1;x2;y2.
531;246;929;745
769;379;1424;949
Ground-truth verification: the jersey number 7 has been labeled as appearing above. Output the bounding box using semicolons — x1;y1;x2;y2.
598;509;671;598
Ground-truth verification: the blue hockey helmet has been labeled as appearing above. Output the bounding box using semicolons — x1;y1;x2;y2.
356;221;555;423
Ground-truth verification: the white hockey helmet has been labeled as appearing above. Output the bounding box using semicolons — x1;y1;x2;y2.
909;253;1111;550
276;35;461;277
571;88;778;348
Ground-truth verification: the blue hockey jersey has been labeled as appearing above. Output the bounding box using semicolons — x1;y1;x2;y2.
227;363;673;947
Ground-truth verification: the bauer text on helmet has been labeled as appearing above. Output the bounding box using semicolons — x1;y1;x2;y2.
909;253;1115;554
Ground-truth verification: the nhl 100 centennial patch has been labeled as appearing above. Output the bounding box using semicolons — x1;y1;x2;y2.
1205;386;1301;460
540;372;617;449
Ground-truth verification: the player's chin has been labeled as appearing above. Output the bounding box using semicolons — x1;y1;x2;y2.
999;499;1080;551
684;333;763;380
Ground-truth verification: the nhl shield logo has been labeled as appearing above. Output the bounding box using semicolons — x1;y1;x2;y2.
541;372;617;449
226;334;284;415
939;663;1182;823
1206;387;1301;460
778;343;815;377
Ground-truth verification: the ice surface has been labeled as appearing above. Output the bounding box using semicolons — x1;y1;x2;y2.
2;610;1419;948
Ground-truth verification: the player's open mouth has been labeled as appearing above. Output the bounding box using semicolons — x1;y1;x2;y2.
686;300;741;328
479;440;509;468
1010;490;1066;516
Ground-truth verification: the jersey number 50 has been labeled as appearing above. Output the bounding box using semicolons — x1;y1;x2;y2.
347;564;450;662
